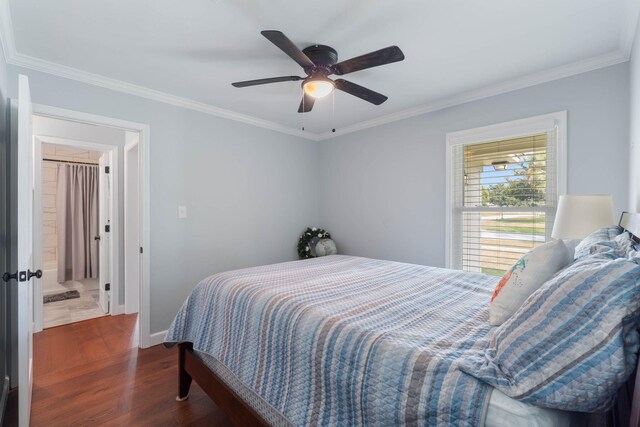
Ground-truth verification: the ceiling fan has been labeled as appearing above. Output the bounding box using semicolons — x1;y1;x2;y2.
232;30;405;113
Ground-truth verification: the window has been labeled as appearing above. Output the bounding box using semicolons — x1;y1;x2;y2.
446;113;566;276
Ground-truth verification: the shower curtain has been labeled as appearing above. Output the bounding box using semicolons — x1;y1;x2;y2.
56;164;99;283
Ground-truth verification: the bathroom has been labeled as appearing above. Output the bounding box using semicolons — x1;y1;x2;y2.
41;142;106;328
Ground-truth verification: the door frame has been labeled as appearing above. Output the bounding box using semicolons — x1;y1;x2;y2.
33;135;117;332
32;104;152;348
123;136;140;315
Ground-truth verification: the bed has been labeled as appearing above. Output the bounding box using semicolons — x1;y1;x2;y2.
165;212;640;426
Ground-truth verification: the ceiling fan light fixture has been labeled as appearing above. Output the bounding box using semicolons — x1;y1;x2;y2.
303;78;334;98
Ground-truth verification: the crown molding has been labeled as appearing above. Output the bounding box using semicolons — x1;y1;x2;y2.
0;0;14;61
621;0;640;59
316;50;628;141
7;51;320;140
0;0;635;143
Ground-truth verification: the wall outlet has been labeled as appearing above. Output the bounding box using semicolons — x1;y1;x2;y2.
178;205;187;219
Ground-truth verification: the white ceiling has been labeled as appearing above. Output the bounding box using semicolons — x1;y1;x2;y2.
3;0;639;138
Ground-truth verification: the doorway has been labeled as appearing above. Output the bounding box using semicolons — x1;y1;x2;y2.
38;141;107;328
33;127;121;332
28;109;150;346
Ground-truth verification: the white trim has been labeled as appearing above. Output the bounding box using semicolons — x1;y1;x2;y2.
0;0;633;141
33;135;119;325
6;54;316;141
621;0;640;59
446;112;565;147
0;0;16;62
149;330;168;347
32;137;42;333
10;48;626;143
32;104;153;349
123;136;140;315
444;111;568;269
316;52;625;141
112;304;125;315
444;137;452;269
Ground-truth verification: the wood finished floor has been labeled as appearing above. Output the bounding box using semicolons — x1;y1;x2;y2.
30;314;231;426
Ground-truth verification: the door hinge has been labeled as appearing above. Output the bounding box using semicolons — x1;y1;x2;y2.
105;283;110;291
105;225;110;233
105;166;110;174
139;247;143;254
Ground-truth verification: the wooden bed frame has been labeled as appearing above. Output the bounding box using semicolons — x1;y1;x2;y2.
177;342;268;426
176;212;640;427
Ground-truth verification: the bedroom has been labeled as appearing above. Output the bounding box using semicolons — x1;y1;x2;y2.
1;0;640;426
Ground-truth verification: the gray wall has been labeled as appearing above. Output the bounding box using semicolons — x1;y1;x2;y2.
318;63;630;268
5;61;632;335
6;65;319;334
630;24;640;212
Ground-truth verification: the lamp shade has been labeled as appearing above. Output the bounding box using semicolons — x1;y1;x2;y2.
551;195;614;240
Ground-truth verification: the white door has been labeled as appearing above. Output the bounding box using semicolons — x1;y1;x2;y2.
16;74;34;427
98;153;111;313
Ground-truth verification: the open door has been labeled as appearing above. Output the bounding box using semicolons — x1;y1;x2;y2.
14;74;35;427
97;153;111;314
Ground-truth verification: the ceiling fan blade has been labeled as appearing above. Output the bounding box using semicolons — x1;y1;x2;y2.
298;93;315;113
261;30;315;69
333;46;405;75
232;76;303;88
334;79;388;105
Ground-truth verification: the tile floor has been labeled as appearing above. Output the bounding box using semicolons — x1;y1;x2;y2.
43;278;107;328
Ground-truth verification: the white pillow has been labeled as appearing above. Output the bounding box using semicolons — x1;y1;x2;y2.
488;239;572;326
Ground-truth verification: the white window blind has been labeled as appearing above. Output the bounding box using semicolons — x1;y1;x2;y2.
450;130;559;276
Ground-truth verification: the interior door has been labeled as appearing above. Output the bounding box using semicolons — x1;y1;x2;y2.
98;153;111;314
0;66;10;424
15;74;34;427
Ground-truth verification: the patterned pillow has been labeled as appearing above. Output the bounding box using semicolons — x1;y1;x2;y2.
489;239;572;326
462;253;640;412
573;225;623;259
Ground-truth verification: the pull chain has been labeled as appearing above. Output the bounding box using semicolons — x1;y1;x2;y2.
301;92;305;131
332;90;336;133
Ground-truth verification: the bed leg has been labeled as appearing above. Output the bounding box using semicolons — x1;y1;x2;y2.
177;342;193;402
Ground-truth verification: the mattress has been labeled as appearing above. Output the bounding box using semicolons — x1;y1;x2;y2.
484;388;584;427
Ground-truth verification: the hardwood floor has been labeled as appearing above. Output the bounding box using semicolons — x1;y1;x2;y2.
29;314;231;426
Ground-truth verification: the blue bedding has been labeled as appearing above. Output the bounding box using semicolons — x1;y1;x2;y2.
165;255;499;426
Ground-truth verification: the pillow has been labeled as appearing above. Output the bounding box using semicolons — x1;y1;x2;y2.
573;225;623;259
463;254;640;412
589;231;635;259
489;239;572;326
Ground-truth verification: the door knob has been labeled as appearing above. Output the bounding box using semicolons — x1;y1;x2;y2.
28;269;42;280
2;271;17;283
94;236;101;241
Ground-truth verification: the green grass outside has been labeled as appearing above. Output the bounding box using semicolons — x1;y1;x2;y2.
493;216;545;224
477;215;545;274
482;225;546;235
482;267;506;276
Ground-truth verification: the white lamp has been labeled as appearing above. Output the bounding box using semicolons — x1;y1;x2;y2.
551;194;615;240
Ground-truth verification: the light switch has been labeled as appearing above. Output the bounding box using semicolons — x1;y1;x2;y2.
178;205;187;219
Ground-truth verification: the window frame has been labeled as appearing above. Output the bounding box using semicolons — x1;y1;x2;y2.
445;112;567;270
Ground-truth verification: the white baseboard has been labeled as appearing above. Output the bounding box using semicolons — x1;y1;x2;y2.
149;330;168;347
111;304;125;315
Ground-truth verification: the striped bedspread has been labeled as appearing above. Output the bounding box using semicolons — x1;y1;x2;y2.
165;255;499;426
